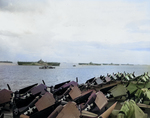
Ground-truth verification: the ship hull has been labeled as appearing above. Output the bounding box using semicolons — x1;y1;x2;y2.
17;61;60;66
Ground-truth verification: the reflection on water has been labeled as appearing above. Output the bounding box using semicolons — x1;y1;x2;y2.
0;64;150;91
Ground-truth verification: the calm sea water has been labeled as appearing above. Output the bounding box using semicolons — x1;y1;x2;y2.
0;63;150;91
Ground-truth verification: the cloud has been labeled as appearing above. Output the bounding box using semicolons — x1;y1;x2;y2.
0;30;20;37
126;20;150;33
0;0;49;12
0;0;150;64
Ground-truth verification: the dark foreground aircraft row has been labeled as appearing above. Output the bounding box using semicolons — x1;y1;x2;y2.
0;72;150;118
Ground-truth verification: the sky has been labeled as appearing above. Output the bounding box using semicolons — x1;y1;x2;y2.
0;0;150;64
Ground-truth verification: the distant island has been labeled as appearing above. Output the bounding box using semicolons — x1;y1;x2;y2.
0;61;13;63
0;61;14;65
102;63;120;66
78;62;101;66
78;62;134;66
17;59;60;66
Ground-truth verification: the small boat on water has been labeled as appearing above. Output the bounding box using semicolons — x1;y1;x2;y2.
39;66;55;69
